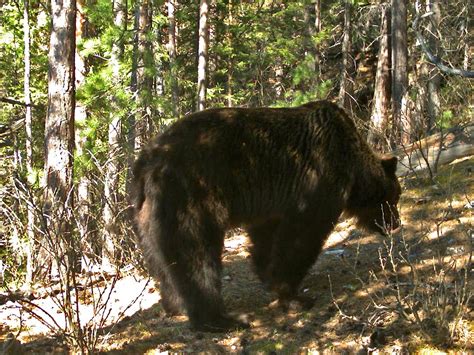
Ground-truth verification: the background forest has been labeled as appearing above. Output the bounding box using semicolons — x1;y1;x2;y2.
0;0;472;353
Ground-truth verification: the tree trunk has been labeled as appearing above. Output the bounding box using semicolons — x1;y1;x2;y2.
314;0;322;75
303;3;316;87
197;0;209;111
425;0;441;133
274;60;284;100
369;3;391;150
226;0;233;107
42;0;76;279
338;0;354;112
391;0;409;144
102;0;126;270
74;0;90;270
315;0;321;33
463;20;470;72
127;3;139;197
127;0;153;196
135;0;153;148
168;0;179;116
22;0;34;288
414;0;441;137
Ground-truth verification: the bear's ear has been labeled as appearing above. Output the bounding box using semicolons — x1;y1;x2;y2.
381;156;398;175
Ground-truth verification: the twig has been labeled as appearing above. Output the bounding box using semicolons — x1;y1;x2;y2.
0;97;40;108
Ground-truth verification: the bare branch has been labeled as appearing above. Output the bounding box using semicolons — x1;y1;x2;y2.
413;11;474;78
0;97;40;108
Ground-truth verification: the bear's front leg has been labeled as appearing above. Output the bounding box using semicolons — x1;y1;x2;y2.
247;217;281;284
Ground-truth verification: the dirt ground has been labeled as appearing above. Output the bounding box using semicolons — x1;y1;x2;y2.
1;157;472;354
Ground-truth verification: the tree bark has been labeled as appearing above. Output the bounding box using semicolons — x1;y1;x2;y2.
127;2;139;197
22;0;34;288
74;0;90;268
315;0;321;33
127;0;153;197
303;2;316;87
102;0;126;270
135;0;153;148
167;0;179;116
274;60;284;100
413;0;441;138
226;0;233;107
425;0;441;133
369;3;391;149
314;0;322;75
42;0;76;279
391;0;409;144
197;0;209;111
338;0;354;112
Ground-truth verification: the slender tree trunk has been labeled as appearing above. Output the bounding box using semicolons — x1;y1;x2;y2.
102;0;126;270
126;0;152;196
42;0;76;279
303;2;316;87
462;0;470;71
426;0;441;133
197;0;209;111
463;10;470;72
74;0;90;270
391;0;409;144
22;0;34;288
414;0;441;137
315;0;321;32
154;26;165;125
338;0;354;111
314;0;321;75
274;60;284;100
167;0;179;116
226;0;233;107
127;2;139;197
135;0;153;147
369;3;391;149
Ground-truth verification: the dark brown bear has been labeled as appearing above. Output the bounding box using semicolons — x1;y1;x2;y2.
132;100;401;332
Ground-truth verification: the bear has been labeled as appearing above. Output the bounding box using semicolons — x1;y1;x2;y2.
132;100;401;332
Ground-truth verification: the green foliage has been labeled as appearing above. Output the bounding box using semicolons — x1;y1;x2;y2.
292;55;317;87
0;3;24;105
0;0;48;188
438;110;454;130
289;79;333;107
312;28;332;46
25;166;42;187
85;0;114;31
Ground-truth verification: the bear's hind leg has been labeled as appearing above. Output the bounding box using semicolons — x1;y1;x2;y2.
160;211;249;332
135;198;185;315
158;270;184;315
140;240;185;315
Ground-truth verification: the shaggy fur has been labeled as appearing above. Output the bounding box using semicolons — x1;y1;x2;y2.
132;100;401;332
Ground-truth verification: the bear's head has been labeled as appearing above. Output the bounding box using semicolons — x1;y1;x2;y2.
348;156;402;234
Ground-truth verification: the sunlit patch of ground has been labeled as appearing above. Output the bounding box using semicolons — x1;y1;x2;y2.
0;273;161;352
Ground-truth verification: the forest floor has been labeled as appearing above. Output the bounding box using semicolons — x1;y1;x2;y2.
0;156;473;354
